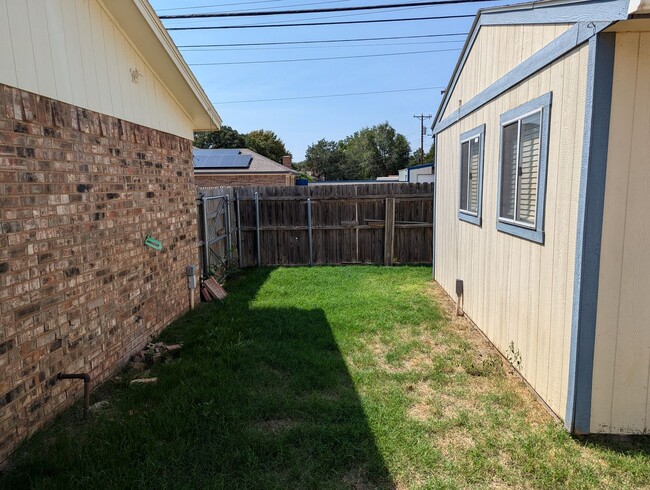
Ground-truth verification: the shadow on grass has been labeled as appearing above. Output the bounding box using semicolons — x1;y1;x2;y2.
576;433;650;457
1;268;395;489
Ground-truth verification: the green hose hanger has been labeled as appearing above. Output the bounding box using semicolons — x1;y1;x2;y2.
144;235;163;251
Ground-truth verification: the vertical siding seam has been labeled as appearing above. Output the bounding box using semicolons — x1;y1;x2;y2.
2;1;18;87
41;0;59;97
566;32;616;434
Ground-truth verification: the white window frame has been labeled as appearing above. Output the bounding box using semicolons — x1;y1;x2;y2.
458;124;485;226
496;92;552;244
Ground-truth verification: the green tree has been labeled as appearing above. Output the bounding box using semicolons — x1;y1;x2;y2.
244;130;289;163
194;125;246;149
304;139;352;180
343;123;411;179
409;144;435;167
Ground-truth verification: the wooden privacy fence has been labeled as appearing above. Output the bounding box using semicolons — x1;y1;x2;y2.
197;183;433;276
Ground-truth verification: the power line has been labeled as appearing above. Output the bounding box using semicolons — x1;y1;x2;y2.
159;0;493;19
213;86;446;104
182;39;465;51
189;47;461;65
157;0;345;12
177;31;468;48
166;14;476;30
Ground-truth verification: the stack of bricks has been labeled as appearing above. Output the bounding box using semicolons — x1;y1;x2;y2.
0;83;198;462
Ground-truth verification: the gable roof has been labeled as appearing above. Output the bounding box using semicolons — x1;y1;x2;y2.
193;148;298;175
433;0;637;131
103;0;221;131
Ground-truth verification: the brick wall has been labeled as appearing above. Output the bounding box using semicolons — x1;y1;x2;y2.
195;173;294;187
0;84;198;462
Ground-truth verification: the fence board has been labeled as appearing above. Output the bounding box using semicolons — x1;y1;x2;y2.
197;183;433;270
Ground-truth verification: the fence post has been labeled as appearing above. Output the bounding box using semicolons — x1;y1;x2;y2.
384;197;395;266
235;191;243;269
201;195;209;278
225;195;232;261
255;192;261;267
307;198;313;266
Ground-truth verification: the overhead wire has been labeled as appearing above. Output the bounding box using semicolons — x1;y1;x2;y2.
156;0;347;12
166;14;476;30
212;86;446;104
189;47;461;65
176;32;468;48
181;39;464;51
158;0;495;18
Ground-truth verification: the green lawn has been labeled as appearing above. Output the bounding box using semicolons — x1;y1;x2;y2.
1;266;649;489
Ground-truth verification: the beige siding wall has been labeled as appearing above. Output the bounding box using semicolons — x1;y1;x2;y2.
435;44;589;419
591;31;650;434
0;0;194;139
442;24;572;120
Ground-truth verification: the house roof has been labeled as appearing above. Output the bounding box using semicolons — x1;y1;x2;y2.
102;0;221;131
193;148;298;175
432;0;638;131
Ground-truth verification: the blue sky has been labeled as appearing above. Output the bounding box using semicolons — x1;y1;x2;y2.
150;0;515;161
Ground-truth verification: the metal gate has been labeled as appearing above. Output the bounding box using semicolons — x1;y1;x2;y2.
198;194;233;279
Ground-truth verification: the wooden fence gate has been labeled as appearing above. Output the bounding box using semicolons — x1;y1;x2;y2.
197;183;433;276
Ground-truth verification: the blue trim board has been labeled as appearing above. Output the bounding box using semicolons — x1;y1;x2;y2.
409;162;434;171
458;124;485;226
565;32;615;435
434;21;613;135
433;0;631;128
432;137;438;279
495;92;552;245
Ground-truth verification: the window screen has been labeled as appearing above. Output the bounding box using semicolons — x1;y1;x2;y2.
499;111;542;227
459;135;481;215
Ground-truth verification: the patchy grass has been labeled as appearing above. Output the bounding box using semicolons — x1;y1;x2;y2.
1;266;649;489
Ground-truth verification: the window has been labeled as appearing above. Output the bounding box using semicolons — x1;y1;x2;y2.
458;124;485;226
497;93;552;243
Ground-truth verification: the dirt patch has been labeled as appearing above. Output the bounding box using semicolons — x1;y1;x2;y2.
367;325;448;375
438;428;475;459
425;282;552;427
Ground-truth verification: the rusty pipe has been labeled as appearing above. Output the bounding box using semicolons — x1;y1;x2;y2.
57;373;91;419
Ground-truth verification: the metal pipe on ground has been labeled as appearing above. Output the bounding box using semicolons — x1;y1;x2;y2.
57;372;91;419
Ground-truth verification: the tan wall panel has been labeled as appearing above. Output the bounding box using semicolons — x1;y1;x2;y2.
0;0;194;139
435;45;588;419
592;32;650;433
442;24;573;120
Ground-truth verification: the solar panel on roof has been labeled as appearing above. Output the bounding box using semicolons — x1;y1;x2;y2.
192;148;253;169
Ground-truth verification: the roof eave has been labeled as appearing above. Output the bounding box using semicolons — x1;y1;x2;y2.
101;0;222;132
432;0;633;132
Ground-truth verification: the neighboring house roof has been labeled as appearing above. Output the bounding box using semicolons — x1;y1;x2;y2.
432;0;643;132
104;0;221;131
193;148;298;174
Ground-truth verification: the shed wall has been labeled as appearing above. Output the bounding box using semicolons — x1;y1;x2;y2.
435;44;589;419
441;23;572;120
0;0;194;139
591;30;650;433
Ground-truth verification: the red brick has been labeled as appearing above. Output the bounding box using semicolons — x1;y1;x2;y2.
0;83;198;463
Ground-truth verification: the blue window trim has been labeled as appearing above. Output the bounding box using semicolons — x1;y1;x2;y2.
496;92;552;244
458;124;485;226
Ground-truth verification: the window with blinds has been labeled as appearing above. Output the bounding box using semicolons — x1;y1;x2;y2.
458;124;484;226
499;110;542;228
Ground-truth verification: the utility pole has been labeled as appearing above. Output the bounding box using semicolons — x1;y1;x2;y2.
413;113;432;165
